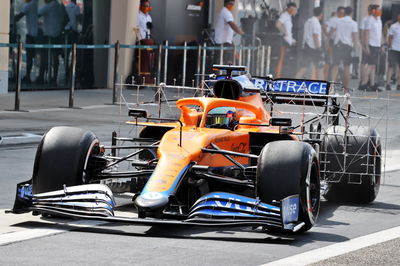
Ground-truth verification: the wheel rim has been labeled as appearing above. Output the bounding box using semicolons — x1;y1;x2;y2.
82;139;100;183
372;145;381;195
305;158;320;224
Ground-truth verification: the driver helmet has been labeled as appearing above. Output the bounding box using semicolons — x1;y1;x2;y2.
206;107;237;127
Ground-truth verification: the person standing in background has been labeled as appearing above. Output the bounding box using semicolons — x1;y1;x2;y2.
275;2;297;78
323;7;345;80
15;0;38;84
359;5;374;89
385;14;400;91
37;0;64;85
359;5;382;91
137;0;152;40
329;6;358;93
214;0;245;65
65;0;81;43
295;7;324;80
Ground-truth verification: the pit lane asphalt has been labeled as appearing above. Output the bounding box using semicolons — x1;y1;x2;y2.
0;88;400;265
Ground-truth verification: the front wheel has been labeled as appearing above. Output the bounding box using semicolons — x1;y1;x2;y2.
32;127;99;194
256;141;320;232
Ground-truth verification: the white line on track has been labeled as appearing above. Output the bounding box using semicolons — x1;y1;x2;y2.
262;226;400;266
0;104;114;114
0;219;107;246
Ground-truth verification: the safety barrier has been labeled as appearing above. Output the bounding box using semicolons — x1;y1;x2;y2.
0;42;271;111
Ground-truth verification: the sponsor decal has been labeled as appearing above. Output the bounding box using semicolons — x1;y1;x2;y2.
214;199;254;212
252;78;327;95
281;195;300;224
231;143;246;153
214;136;230;143
141;192;163;200
192;192;281;212
18;184;32;200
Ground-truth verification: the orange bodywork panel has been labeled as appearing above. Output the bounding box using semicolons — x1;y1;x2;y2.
129;95;296;195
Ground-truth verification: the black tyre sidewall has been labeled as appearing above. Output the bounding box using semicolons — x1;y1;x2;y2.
257;141;320;231
32;127;99;194
322;126;381;203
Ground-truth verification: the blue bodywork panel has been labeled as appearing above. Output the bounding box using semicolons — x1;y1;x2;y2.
188;192;300;229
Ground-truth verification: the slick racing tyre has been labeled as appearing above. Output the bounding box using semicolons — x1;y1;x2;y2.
321;126;381;204
32;127;99;194
257;141;320;232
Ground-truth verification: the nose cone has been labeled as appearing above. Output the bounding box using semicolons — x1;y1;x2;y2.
134;192;169;211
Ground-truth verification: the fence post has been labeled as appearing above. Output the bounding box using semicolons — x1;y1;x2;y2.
201;42;207;94
246;48;251;73
157;44;162;84
14;42;22;111
182;41;187;87
256;46;261;76
219;44;223;65
69;43;77;108
111;131;117;157
196;45;202;87
266;45;271;76
163;40;169;84
233;46;237;65
260;45;265;77
238;47;243;66
64;35;68;84
112;41;120;104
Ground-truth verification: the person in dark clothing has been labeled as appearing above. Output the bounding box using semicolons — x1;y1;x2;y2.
15;0;39;84
37;0;64;85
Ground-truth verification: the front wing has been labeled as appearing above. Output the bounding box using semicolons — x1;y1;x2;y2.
10;182;304;232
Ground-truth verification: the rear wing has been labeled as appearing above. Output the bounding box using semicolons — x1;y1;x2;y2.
249;78;331;107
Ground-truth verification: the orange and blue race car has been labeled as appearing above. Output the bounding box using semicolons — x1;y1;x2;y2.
9;65;381;234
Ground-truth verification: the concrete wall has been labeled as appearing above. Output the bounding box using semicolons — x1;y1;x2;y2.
93;0;111;88
0;1;10;94
151;0;208;45
108;0;140;88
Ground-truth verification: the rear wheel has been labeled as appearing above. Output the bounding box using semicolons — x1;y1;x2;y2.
321;126;381;203
257;141;320;232
32;127;99;194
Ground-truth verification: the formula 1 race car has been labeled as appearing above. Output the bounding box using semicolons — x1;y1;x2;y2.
10;65;381;234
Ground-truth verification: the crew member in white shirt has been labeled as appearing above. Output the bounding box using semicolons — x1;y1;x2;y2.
322;7;344;80
296;7;324;80
137;0;152;40
360;5;382;91
276;2;297;46
323;7;345;44
359;5;374;87
385;14;400;91
329;6;358;92
214;0;245;64
15;0;38;84
275;2;297;78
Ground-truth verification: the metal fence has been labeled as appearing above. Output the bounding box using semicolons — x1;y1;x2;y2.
0;42;271;111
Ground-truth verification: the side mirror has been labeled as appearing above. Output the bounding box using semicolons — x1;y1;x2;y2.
269;118;292;127
128;109;148;119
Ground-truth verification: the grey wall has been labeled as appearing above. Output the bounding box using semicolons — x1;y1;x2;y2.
151;0;207;45
93;0;111;87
